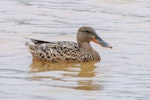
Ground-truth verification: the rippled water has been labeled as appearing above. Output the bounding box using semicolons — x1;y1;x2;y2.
0;0;150;100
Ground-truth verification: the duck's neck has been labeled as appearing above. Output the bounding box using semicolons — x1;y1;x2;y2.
78;41;93;50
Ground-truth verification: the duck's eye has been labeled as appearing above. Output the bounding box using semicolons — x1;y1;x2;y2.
85;31;90;33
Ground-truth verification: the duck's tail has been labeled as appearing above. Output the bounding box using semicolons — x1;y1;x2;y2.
24;41;38;54
24;41;30;46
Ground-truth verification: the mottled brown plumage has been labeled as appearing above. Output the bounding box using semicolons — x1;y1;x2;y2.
25;26;112;62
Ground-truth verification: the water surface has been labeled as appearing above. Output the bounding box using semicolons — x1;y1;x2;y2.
0;0;150;100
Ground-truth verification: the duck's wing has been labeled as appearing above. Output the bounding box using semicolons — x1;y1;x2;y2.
25;37;51;45
25;40;82;62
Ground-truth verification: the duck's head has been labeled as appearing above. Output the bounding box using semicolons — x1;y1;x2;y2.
77;26;112;49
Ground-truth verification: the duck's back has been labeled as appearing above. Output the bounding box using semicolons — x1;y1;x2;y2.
26;41;85;62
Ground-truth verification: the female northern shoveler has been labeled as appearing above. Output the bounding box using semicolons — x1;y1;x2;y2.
25;26;112;62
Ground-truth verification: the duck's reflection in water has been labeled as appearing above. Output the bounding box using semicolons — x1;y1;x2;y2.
30;59;102;90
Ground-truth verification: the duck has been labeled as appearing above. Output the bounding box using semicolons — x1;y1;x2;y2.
25;26;112;62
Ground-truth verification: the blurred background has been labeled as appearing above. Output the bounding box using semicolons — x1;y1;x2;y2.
0;0;150;100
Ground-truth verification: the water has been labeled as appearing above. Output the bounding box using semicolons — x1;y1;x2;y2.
0;0;150;100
